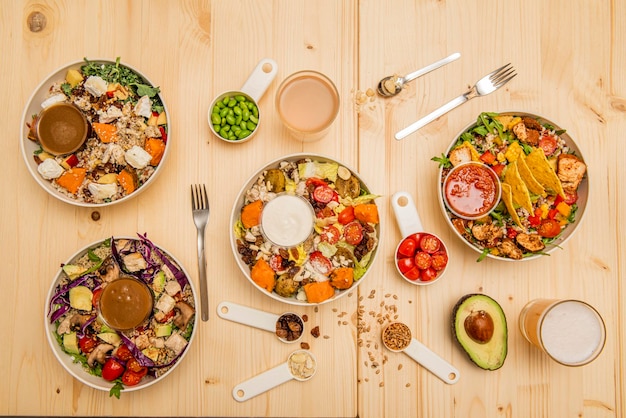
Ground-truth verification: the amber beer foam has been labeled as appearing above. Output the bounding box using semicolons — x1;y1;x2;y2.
519;299;605;366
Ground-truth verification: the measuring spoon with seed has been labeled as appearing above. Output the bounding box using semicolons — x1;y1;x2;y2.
382;321;460;384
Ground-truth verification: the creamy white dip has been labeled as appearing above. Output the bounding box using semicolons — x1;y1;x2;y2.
260;194;314;247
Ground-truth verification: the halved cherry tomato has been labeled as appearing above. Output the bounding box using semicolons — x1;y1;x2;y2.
79;335;97;354
344;222;364;245
396;257;415;274
121;370;144;386
420;267;438;282
506;227;518;239
419;234;441;254
92;288;103;307
338;206;355;225
310;251;333;275
269;254;284;271
431;251;448;271
313;185;336;203
402;266;421;281
320;225;341;244
102;358;125;381
126;358;148;375
538;135;558;156
564;191;578;205
537;219;561;238
414;251;432;270
115;344;133;361
397;237;417;257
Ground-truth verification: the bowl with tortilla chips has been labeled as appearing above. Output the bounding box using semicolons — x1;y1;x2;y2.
434;112;588;261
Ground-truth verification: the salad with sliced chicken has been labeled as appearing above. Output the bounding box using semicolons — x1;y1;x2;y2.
234;158;380;304
26;58;168;204
47;235;196;398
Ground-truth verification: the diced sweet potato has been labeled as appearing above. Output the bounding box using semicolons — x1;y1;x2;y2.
303;281;335;303
241;200;263;228
56;167;86;194
92;122;118;143
250;259;276;292
145;138;166;166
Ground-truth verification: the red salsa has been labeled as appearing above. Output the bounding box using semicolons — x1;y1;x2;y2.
444;162;500;219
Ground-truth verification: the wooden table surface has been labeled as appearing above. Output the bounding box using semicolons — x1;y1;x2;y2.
2;0;624;417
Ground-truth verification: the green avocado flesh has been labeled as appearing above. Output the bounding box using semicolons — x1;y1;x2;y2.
452;293;507;370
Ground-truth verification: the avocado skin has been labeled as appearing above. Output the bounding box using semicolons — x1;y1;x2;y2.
452;293;508;371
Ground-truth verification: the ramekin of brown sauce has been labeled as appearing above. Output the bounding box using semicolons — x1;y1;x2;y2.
98;276;154;331
35;102;89;155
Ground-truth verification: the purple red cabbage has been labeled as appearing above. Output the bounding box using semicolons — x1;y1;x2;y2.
119;333;155;367
137;233;189;288
49;304;69;323
77;315;97;338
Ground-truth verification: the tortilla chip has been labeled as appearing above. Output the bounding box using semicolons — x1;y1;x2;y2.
525;148;565;197
517;156;546;197
501;183;524;229
503;161;533;213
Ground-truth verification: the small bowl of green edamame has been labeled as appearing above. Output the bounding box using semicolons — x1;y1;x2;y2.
208;58;278;143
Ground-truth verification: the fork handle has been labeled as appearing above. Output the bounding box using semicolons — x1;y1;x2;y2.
395;94;468;140
197;229;209;321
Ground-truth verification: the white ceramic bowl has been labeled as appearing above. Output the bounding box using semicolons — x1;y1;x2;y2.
21;58;171;207
44;236;197;394
230;153;382;305
437;112;589;261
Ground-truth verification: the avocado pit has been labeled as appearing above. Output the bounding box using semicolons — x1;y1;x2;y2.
464;310;494;344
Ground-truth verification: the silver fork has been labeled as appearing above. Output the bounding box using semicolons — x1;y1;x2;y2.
395;63;517;140
191;184;210;321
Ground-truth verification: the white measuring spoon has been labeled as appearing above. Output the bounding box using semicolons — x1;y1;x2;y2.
382;322;460;384
217;301;304;343
232;350;317;402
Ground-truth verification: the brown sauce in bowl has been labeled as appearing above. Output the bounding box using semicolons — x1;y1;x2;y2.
99;277;154;331
36;102;88;155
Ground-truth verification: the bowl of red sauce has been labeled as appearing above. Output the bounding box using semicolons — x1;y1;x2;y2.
443;162;501;220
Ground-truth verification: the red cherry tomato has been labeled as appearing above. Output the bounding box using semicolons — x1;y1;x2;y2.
564;191;578;205
431;251;448;271
402;266;421;281
92;288;103;307
126;358;148;376
538;135;558;156
397;237;417;257
310;251;333;275
537;219;561;238
115;344;133;361
419;234;441;254
306;177;327;188
79;335;97;354
420;267;439;282
121;370;144;386
320;225;341;244
102;358;125;381
414;251;432;270
396;257;415;274
344;222;364;245
313;185;336;203
338;206;355;225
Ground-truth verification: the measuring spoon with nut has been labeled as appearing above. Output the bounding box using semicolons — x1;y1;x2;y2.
217;301;305;343
382;321;460;384
233;350;317;402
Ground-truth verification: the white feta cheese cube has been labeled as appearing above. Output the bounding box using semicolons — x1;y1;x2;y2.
40;93;67;109
164;280;182;296
83;76;108;97
164;332;188;355
37;158;64;180
133;95;153;118
155;293;176;314
87;182;118;200
97;106;124;123
125;145;152;169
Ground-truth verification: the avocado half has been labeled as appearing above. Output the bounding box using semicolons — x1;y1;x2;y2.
452;293;508;370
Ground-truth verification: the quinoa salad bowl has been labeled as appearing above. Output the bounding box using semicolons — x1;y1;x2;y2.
21;58;171;207
230;154;382;306
45;234;197;397
434;111;589;262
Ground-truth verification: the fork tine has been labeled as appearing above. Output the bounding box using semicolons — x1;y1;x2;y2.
492;67;516;84
192;184;199;210
495;72;517;88
202;184;209;210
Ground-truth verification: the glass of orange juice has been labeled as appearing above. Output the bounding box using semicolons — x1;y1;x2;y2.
275;70;339;142
518;299;606;366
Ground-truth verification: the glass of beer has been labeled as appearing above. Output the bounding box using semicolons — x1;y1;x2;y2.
275;70;339;142
518;299;606;366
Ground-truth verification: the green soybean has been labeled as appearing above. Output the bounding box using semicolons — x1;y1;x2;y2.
212;94;259;141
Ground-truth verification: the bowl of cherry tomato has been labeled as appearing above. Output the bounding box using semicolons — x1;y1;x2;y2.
392;192;449;285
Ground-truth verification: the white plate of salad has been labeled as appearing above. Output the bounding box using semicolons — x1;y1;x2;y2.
45;235;197;397
433;112;589;261
231;154;382;305
21;57;170;207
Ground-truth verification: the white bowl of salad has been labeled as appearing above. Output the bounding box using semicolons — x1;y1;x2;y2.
21;58;170;207
434;112;589;261
45;235;197;397
231;154;382;305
